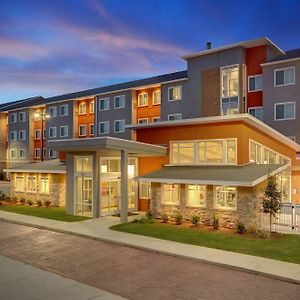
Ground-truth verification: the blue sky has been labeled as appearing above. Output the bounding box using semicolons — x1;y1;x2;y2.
1;0;300;103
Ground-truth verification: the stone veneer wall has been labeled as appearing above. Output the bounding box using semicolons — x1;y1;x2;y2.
10;173;66;207
151;182;265;229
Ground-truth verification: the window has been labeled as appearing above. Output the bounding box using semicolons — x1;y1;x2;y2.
34;111;41;121
99;98;109;111
199;141;223;164
99;121;109;134
100;159;120;173
90;124;95;135
114;120;125;133
43;129;46;139
60;104;69;116
275;102;295;120
153;90;161;105
215;186;237;210
15;176;25;192
34;130;41;140
168;86;182;101
49;106;57;117
75;156;93;173
79;103;87;115
19;149;26;159
186;185;206;207
138;93;148;107
27;176;37;193
89;101;95;114
40;177;50;194
139;182;151;199
34;148;41;159
10;113;17;123
10;131;17;141
19;112;26;122
114;95;125;108
19;130;26;141
60;126;68;137
163;184;180;205
274;67;295;86
79;124;86;136
248;75;263;92
153;117;160;122
250;141;262;164
42;148;46;159
168;114;182;121
221;65;239;115
138;118;148;124
49;127;57;138
248;107;263;121
10;149;17;159
172;142;195;164
49;150;57;158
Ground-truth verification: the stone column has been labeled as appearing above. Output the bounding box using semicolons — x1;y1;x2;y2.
120;150;128;223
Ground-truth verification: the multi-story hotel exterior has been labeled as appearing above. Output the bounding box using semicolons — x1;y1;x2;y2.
1;37;300;227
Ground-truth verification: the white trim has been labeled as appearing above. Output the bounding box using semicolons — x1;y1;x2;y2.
114;119;125;133
99;121;110;135
248;106;263;120
48;106;57;117
274;101;296;121
49;127;57;138
274;67;295;87
89;123;95;136
137;93;148;107
34;129;41;140
213;186;237;211
79;124;87;136
168;86;182;101
153;116;161;123
138;118;148;124
34;148;41;159
262;57;300;67
4;168;66;174
185;184;207;208
152;90;161;105
168;113;182;121
60;125;69;137
78;102;87;115
18;111;26;122
89;101;95;114
114;95;125;109
248;74;263;92
98;97;110;111
59;104;69;116
18;130;26;141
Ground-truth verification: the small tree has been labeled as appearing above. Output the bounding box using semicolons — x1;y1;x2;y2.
261;174;281;232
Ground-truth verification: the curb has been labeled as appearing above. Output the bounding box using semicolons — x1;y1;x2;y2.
1;217;300;286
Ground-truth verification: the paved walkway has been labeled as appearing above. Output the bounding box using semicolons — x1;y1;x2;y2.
1;211;300;284
0;255;126;300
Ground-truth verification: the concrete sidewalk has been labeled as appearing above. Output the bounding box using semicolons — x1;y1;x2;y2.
0;255;127;300
1;210;300;285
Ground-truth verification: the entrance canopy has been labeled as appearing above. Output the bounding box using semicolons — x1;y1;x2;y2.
47;136;167;156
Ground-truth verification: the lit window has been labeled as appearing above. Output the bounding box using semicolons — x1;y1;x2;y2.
248;75;263;92
138;93;148;107
172;142;195;164
153;91;161;105
274;102;295;120
186;185;206;207
274;68;295;86
99;98;109;111
60;104;69;116
89;101;95;114
248;107;263;121
168;86;182;101
114;95;125;108
40;177;50;194
139;182;151;199
15;176;25;192
79;103;87;115
198;141;223;164
114;120;125;133
215;186;237;210
163;184;180;205
27;176;37;193
100;159;120;173
75;156;93;173
79;124;86;136
99;121;109;134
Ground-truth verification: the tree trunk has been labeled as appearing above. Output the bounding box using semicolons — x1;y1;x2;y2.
269;213;272;232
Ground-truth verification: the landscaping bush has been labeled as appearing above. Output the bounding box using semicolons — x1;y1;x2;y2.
146;209;155;220
236;221;246;234
27;199;33;206
174;211;183;225
212;213;219;230
36;200;43;207
0;171;4;181
12;196;18;203
257;230;271;239
44;200;51;207
0;190;5;201
19;198;26;205
5;195;11;202
191;214;200;226
160;212;169;223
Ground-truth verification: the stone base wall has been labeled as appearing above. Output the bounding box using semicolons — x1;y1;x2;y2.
10;173;66;207
151;182;263;229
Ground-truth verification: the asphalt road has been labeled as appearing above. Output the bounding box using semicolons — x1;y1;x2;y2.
0;221;299;300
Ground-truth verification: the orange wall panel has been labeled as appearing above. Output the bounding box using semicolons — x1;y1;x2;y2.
77;98;95;138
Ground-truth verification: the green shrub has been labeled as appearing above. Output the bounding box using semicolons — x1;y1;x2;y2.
137;217;149;224
174;211;183;225
36;200;43;207
0;190;5;201
0;171;4;181
19;198;26;205
191;214;200;226
5;195;11;202
12;196;18;203
44;200;51;207
257;230;271;239
160;212;169;223
236;221;246;234
146;209;155;220
212;213;219;230
27;199;33;206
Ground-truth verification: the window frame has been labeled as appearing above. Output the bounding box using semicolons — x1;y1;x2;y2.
15;176;25;192
138;118;148;124
19;111;26;122
153;90;161;105
168;113;182;121
49;150;57;159
153;117;160;123
138;93;149;107
10;131;17;141
90;124;95;136
139;182;151;199
99;98;110;111
214;186;237;211
185;184;207;208
274;67;295;87
10;149;17;159
40;177;50;194
34;148;41;159
274;101;296;121
59;104;69;116
248;106;263;121
248;74;263;92
18;130;26;141
99;121;110;134
10;113;17;124
19;148;26;159
79;124;87;136
168;86;182;102
34;129;41;140
114;95;125;109
89;101;95;114
27;176;37;193
60;125;69;137
114;119;125;133
49;127;57;138
79;103;87;115
49;106;57;117
162;183;180;205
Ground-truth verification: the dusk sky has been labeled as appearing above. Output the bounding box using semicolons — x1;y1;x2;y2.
1;0;300;103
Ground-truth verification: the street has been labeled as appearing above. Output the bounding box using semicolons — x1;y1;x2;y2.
0;221;299;300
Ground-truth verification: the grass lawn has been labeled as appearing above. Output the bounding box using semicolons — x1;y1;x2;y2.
110;222;300;264
0;205;91;222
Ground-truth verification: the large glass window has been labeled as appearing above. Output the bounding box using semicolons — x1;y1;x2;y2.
215;186;237;210
275;102;295;120
199;141;223;164
276;171;291;202
274;68;295;86
75;156;93;173
163;184;180;205
172;142;195;164
139;182;151;199
79;103;87;115
138;93;148;107
40;177;49;194
153;90;161;105
186;185;206;207
27;176;37;193
15;176;25;192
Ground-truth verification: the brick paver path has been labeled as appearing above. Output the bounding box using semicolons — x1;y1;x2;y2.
0;221;299;300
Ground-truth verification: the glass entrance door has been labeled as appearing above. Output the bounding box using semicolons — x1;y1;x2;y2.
75;177;93;216
101;179;120;215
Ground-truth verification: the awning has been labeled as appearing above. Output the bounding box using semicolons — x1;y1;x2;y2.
4;159;66;174
136;163;288;187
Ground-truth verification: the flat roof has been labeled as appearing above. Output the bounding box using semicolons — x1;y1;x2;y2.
182;37;284;60
4;159;66;174
127;113;300;152
47;137;167;156
137;164;287;186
